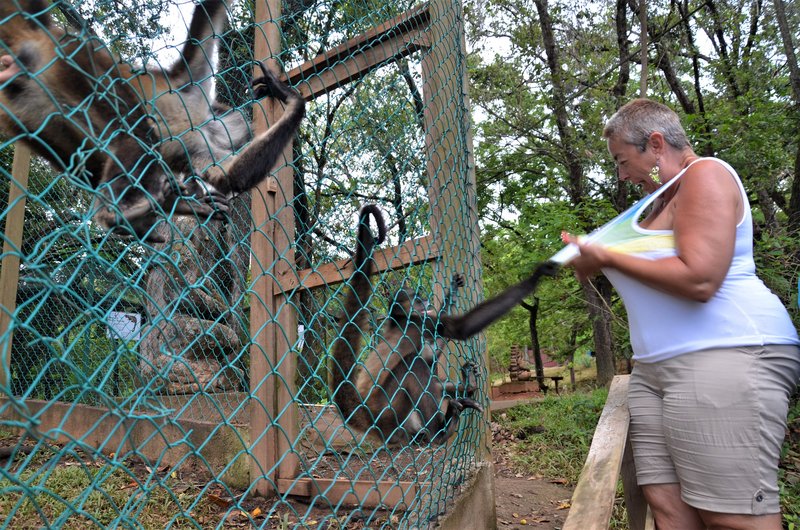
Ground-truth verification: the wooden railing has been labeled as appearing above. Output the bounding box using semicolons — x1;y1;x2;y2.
563;375;655;530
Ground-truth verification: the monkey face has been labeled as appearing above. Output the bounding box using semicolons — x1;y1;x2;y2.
0;3;50;86
0;0;305;241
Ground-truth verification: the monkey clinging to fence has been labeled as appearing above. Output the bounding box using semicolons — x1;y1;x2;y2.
331;205;559;446
0;0;305;241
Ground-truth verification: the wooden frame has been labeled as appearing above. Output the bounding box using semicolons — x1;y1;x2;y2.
0;0;480;512
249;0;482;507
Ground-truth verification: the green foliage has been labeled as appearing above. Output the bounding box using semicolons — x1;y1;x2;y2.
466;0;800;380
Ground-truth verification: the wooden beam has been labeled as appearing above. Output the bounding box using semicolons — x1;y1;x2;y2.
0;144;31;389
284;4;431;99
563;375;631;530
277;477;427;509
276;234;440;294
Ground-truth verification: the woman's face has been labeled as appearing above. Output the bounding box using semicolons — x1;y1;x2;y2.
607;136;659;192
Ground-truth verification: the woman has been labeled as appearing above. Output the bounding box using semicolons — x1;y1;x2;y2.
565;98;800;530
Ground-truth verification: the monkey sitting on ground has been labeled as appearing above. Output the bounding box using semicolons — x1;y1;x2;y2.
331;205;558;446
0;0;305;241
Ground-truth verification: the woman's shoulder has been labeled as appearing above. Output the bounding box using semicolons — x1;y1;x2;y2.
681;157;741;187
677;157;745;218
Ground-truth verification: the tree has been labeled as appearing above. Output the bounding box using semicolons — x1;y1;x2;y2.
466;0;800;385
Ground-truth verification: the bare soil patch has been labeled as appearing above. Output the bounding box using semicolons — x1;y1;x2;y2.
491;420;574;529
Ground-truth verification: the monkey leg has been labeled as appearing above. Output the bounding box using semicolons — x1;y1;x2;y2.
201;64;305;197
456;397;483;413
428;396;483;445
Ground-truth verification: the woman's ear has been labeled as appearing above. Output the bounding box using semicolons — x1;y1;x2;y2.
648;131;665;153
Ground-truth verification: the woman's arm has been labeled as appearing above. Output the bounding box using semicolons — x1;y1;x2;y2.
568;160;743;302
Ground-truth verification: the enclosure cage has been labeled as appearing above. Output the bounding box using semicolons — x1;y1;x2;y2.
0;0;486;528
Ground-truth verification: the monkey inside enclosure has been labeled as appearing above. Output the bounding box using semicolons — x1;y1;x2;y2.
332;205;559;446
0;0;305;242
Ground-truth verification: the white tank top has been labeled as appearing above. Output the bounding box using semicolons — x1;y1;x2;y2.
602;157;800;362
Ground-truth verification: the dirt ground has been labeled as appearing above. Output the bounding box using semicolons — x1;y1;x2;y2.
1;395;576;529
491;395;574;529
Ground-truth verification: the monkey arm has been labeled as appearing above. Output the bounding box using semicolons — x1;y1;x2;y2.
434;261;559;341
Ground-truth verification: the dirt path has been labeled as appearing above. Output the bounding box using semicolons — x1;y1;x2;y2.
494;473;572;529
491;402;574;529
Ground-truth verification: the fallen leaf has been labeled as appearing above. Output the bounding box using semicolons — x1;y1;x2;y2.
206;493;233;508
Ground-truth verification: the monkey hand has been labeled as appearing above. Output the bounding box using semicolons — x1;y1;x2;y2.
0;55;21;84
451;273;466;289
181;177;230;219
252;62;298;103
460;361;479;391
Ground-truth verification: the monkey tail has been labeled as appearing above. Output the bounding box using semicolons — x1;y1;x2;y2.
437;260;560;340
331;205;386;428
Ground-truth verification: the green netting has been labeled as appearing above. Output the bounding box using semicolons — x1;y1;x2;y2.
0;0;483;528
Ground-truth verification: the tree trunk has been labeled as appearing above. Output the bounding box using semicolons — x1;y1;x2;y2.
582;278;616;387
774;0;800;231
522;296;546;389
535;0;616;387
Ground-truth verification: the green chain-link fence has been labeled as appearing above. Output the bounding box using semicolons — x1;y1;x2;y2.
0;0;484;527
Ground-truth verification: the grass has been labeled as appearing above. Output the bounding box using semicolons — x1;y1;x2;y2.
492;387;607;484
492;385;800;528
0;449;227;529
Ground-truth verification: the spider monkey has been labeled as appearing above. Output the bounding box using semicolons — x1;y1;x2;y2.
0;0;305;241
332;205;558;446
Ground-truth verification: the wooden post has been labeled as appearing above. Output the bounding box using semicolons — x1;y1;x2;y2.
422;0;485;454
249;0;299;495
0;144;31;389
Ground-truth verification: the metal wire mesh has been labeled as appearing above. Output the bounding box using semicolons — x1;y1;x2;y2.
0;0;483;528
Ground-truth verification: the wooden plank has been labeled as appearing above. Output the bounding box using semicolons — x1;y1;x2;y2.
285;4;430;99
289;29;428;101
276;234;440;294
563;375;630;530
645;507;655;530
277;478;425;508
0;144;31;389
272;135;300;484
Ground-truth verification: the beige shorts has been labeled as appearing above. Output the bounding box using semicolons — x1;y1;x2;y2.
628;344;800;515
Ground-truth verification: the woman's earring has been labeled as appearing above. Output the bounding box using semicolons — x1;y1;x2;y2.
649;162;661;185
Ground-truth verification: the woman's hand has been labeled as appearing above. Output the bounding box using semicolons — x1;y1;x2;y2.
562;232;610;282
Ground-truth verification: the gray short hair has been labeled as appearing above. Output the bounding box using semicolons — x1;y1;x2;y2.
602;99;690;152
